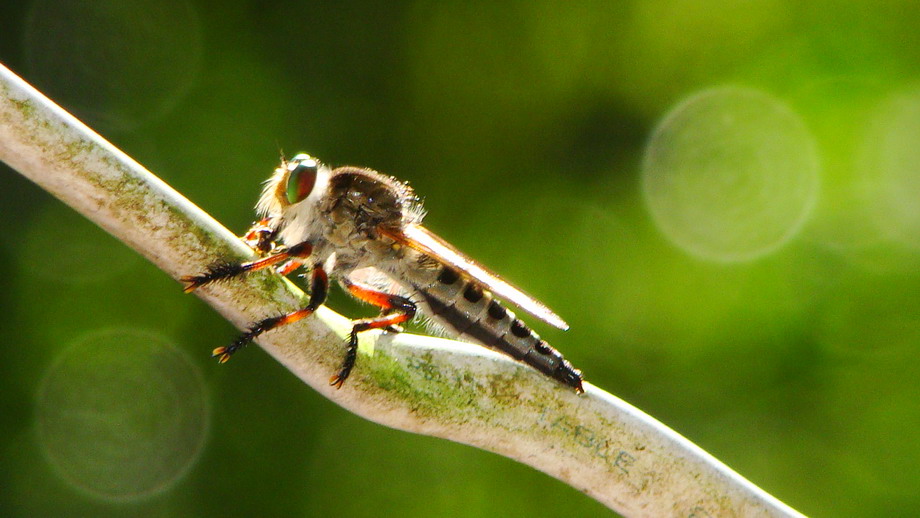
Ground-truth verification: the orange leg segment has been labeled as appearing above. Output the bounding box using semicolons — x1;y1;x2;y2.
275;259;304;277
329;280;417;388
345;280;404;309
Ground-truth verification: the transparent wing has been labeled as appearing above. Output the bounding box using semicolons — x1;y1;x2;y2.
382;224;569;330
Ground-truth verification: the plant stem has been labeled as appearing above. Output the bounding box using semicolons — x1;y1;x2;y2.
0;62;804;517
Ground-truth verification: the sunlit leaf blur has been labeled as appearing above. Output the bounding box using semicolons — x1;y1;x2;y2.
1;1;918;516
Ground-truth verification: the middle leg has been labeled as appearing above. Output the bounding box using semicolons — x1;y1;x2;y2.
212;264;329;362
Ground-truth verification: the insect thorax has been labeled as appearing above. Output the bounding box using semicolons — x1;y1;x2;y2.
314;167;416;269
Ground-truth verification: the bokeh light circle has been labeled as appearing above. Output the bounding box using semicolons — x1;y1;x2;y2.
35;329;209;501
23;0;202;132
642;86;820;262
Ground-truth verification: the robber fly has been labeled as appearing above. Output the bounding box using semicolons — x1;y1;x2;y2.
181;154;584;393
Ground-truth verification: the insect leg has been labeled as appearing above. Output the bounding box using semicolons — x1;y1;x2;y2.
181;241;313;292
329;279;417;388
275;259;304;277
212;265;329;362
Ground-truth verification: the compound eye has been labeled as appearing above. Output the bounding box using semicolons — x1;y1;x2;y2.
285;156;319;204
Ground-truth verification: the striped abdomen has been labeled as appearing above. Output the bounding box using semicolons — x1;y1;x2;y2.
400;263;584;393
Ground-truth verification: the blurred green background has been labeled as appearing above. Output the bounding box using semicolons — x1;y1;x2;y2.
2;0;919;516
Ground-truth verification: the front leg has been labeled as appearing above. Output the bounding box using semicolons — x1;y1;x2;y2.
181;241;313;292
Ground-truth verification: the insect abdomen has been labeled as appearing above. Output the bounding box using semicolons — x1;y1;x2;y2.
407;265;584;393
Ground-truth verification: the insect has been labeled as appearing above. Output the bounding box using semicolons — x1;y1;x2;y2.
181;154;584;393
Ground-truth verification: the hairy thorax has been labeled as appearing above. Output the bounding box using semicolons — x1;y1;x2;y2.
318;167;415;271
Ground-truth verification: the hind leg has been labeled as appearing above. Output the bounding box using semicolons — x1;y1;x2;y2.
329;279;417;388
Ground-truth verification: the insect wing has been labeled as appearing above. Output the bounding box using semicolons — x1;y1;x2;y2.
389;224;570;330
